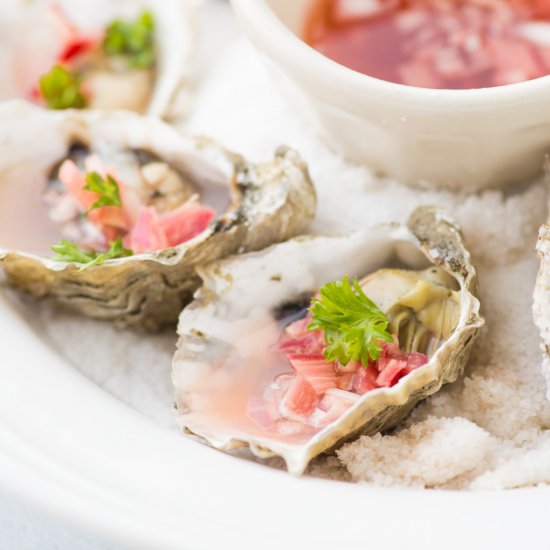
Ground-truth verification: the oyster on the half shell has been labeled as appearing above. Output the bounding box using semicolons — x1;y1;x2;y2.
0;101;316;330
0;0;196;120
173;207;483;474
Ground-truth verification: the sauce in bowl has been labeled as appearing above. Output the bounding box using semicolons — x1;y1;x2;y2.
305;0;550;89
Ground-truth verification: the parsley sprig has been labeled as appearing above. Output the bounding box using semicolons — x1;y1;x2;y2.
51;238;133;271
38;64;86;110
83;172;122;214
308;275;393;366
103;10;155;69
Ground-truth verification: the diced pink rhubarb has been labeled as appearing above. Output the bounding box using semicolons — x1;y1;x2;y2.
127;206;168;253
335;359;361;374
352;364;380;394
376;358;409;387
156;202;215;247
277;330;324;355
59;159;130;233
59;159;95;211
287;353;338;395
376;339;407;371
279;375;318;420
336;373;354;391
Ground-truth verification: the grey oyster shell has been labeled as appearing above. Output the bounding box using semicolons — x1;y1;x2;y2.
0;101;316;330
173;206;484;474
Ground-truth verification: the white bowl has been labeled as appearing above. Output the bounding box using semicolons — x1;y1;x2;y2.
231;0;550;191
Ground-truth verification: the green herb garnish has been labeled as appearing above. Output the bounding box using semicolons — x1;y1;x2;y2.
308;275;393;366
103;10;155;69
83;171;122;214
51;238;133;271
38;64;86;110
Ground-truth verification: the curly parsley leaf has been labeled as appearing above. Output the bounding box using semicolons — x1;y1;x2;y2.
83;171;122;214
39;64;86;110
103;10;155;69
51;238;133;271
308;275;393;366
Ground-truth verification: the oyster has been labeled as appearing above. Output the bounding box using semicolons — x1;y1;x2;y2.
173;207;483;474
534;199;550;400
0;0;195;120
0;101;316;330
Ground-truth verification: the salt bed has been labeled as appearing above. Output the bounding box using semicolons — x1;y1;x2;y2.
11;1;550;490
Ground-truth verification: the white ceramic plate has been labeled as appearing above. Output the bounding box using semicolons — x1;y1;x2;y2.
1;290;549;550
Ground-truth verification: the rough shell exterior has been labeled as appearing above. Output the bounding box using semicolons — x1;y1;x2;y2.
173;206;484;474
0;102;316;330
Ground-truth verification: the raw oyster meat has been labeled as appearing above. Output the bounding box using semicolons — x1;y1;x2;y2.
0;101;316;330
0;0;196;120
173;207;483;474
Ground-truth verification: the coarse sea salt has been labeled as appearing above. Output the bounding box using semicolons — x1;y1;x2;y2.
11;4;550;490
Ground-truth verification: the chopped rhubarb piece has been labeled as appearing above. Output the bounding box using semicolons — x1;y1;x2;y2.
279;375;318;420
407;352;429;371
58;38;94;62
155;202;215;247
352;364;379;394
287;353;338;395
83;155;141;226
59;158;130;233
335;359;361;374
376;358;409;387
376;340;406;371
59;159;95;211
278;330;324;355
337;373;354;391
127;206;168;253
88;205;130;233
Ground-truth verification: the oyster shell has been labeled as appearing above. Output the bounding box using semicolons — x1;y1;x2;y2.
0;101;316;330
173;207;483;474
534;203;550;400
0;0;196;120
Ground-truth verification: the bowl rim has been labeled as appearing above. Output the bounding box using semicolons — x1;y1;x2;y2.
231;0;550;110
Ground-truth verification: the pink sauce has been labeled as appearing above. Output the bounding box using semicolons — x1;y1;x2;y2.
305;0;550;89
